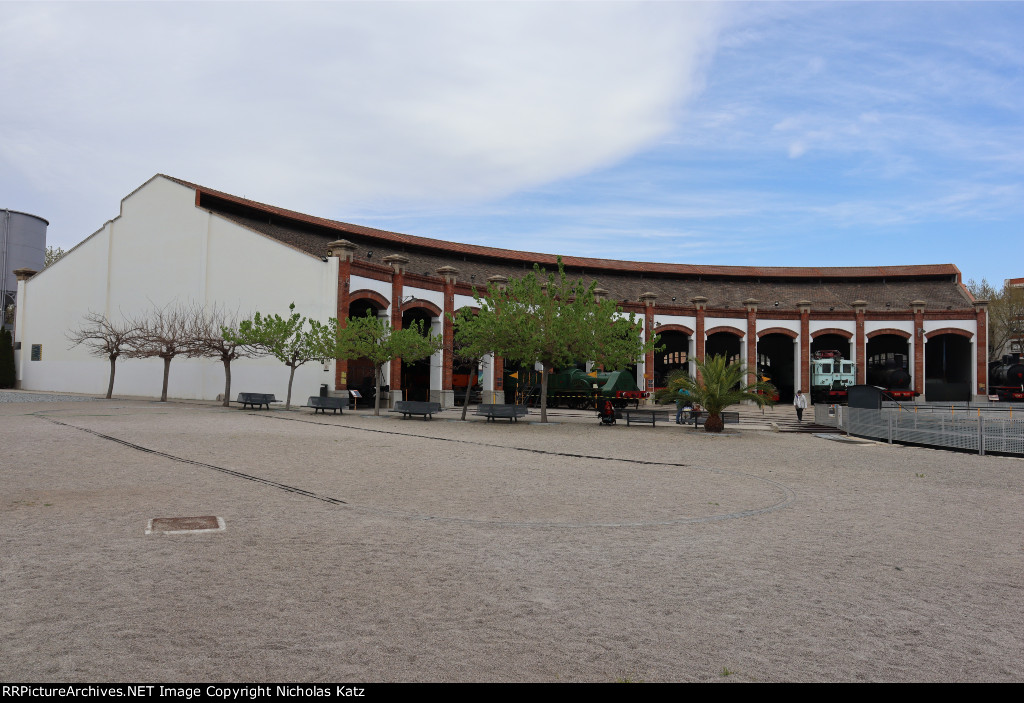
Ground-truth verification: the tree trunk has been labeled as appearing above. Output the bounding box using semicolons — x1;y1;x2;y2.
107;355;116;399
460;365;474;421
704;412;724;433
374;365;383;416
222;358;232;407
286;363;296;410
540;363;550;423
160;356;171;402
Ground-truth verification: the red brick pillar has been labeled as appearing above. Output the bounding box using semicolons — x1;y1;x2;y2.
975;300;989;397
692;296;708;383
744;298;758;386
438;266;459;393
640;292;657;392
853;300;867;386
384;254;410;394
912;300;925;397
327;240;357;390
798;300;812;396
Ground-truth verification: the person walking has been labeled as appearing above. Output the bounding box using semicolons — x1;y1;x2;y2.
793;389;808;422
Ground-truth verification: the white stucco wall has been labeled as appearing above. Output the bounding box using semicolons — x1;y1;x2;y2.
704;316;746;336
349;275;392;307
16;176;339;402
756;319;800;336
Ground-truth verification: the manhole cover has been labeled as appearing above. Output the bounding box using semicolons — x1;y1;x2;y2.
145;515;225;535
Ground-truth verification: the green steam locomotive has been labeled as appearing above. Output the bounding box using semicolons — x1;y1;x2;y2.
504;367;648;409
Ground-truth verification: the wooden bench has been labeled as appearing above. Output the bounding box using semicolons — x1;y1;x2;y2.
622;409;671;426
306;396;345;415
475;404;529;422
390;400;443;419
683;410;740;427
236;392;279;410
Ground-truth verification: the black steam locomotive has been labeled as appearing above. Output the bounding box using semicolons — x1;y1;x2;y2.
989;353;1024;401
866;353;915;401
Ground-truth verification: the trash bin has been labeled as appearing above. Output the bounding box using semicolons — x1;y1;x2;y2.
320;383;329;397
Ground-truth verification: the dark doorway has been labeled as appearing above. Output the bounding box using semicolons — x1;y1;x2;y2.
811;333;851;359
866;335;912;393
705;332;741;365
401;308;435;402
654;331;689;388
757;334;796;403
346;299;383;403
925;334;972;401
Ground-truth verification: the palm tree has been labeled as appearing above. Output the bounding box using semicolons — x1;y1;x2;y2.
666;354;777;433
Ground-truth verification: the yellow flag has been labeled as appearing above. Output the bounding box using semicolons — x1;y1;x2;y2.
509;372;519;380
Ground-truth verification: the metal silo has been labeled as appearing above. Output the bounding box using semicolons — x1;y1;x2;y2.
2;209;48;328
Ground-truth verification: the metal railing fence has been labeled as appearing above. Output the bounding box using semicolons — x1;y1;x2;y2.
813;403;1024;456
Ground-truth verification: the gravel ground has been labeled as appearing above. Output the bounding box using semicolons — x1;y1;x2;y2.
0;390;99;403
2;398;1022;682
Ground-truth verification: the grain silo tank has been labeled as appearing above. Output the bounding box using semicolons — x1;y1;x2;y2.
2;209;48;323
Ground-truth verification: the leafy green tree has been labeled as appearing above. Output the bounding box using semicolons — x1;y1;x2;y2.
450;307;499;420
337;310;443;415
472;258;659;423
666;354;776;433
225;303;342;410
45;245;67;268
66;311;141;398
0;328;15;388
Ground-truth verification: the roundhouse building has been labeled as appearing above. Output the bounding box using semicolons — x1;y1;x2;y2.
13;175;987;404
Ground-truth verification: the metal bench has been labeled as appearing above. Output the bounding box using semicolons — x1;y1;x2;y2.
683;410;740;427
390;400;443;419
306;396;345;415
622;409;671;426
474;404;529;422
236;392;279;410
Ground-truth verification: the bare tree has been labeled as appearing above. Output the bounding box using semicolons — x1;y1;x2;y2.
968;279;1024;358
66;312;141;399
187;304;255;407
125;303;194;402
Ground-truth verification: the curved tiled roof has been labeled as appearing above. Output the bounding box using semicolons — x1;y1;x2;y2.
163;175;972;312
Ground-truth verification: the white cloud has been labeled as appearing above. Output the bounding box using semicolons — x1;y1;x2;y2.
0;1;725;219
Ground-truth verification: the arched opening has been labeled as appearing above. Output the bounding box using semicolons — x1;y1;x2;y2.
346;298;386;405
925;332;972;401
811;332;851;359
401;307;435;402
757;332;796;403
866;333;912;396
705;330;741;365
654;331;689;388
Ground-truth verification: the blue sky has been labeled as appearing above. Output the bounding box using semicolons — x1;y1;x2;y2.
2;2;1021;286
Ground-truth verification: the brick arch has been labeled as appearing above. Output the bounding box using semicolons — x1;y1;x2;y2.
925;327;974;340
454;304;481;316
348;289;390;310
811;327;853;339
705;325;745;338
866;328;912;340
402;298;442;317
653;323;694;336
757;327;798;339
